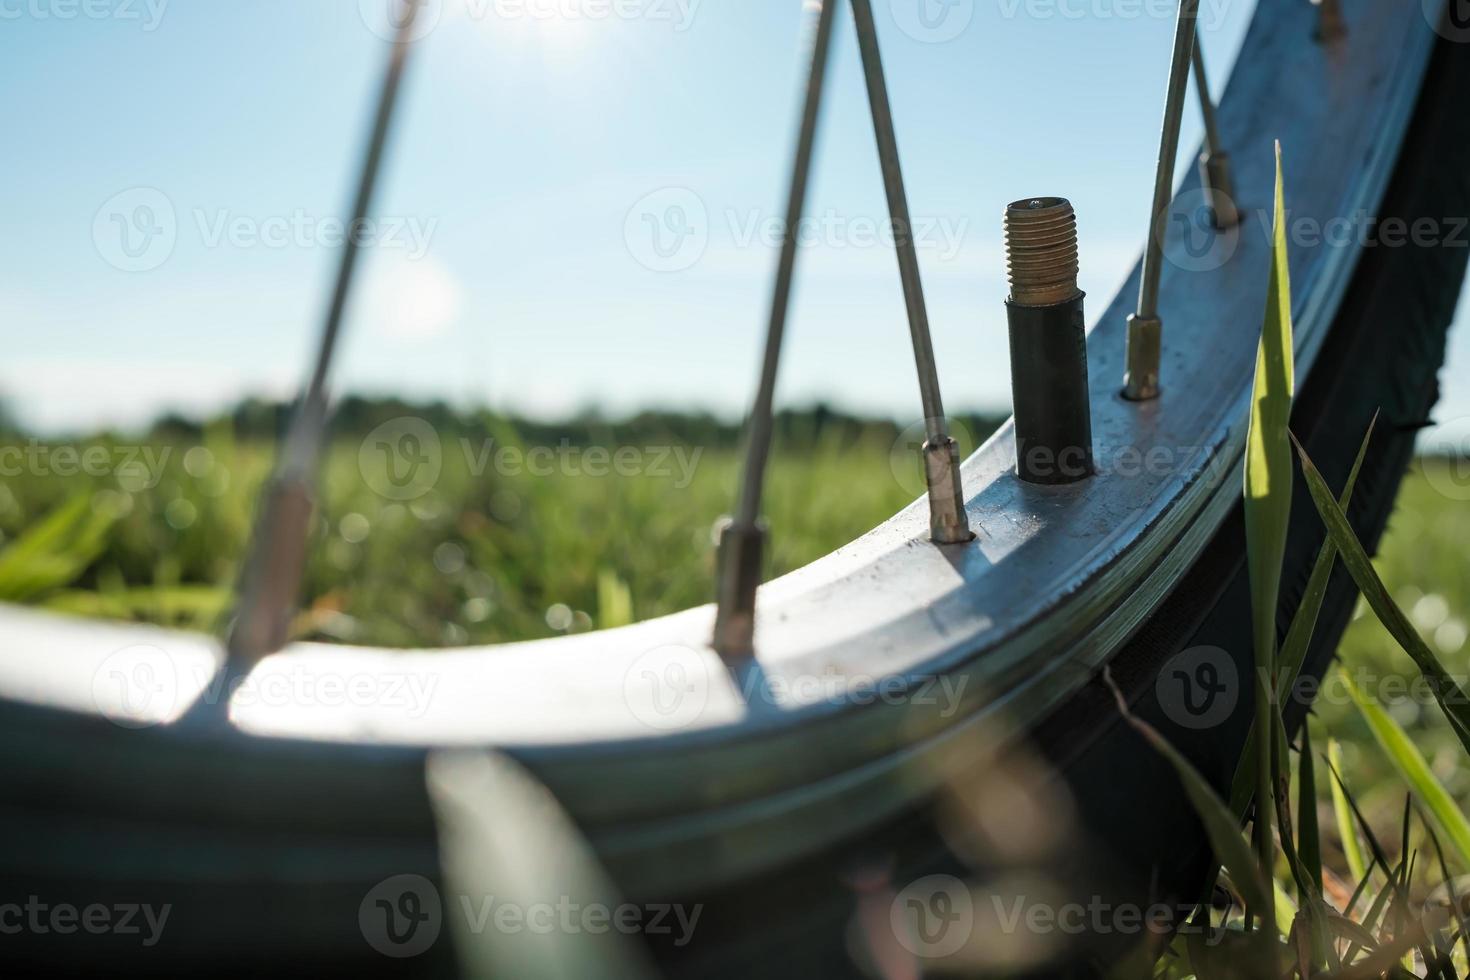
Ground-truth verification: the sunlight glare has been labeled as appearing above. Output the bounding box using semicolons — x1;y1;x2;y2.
445;0;598;52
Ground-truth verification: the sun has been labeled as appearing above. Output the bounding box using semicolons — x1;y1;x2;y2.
445;0;597;52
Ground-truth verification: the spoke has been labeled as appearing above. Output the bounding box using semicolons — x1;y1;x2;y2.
225;1;424;669
849;0;972;545
1124;0;1201;402
713;0;839;659
1191;40;1221;159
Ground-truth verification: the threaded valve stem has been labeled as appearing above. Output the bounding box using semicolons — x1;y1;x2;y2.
1004;197;1081;307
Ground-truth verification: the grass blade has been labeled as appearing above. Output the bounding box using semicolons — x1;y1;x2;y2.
0;493;118;602
1293;435;1470;752
1279;414;1376;700
1335;784;1433;975
1242;140;1296;932
597;568;635;629
1342;670;1470;867
1419;806;1470;970
1272;705;1336;971
1300;721;1323;900
1345;859;1376;919
1328;739;1369;886
428;751;658;980
1228;417;1374;819
1273;703;1314;900
1325;750;1396;885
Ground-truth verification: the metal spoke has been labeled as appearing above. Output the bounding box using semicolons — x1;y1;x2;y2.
849;0;972;545
1192;40;1221;159
225;1;424;670
1123;0;1201;402
713;0;839;659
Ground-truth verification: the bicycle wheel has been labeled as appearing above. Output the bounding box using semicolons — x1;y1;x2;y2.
0;1;1466;976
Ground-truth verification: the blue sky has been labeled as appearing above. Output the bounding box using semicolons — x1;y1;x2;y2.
2;0;1467;444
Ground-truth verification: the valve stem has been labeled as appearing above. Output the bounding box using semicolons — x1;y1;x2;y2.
1004;198;1094;485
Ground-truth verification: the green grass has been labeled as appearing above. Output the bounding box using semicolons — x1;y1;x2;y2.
1319;458;1470;839
0;426;919;646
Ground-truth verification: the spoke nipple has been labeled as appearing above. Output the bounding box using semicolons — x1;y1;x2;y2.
1313;0;1346;41
922;437;974;543
1198;149;1239;229
1123;314;1163;402
712;517;766;660
1004;198;1095;484
226;474;316;667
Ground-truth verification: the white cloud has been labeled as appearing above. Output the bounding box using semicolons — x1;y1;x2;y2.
0;358;295;435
